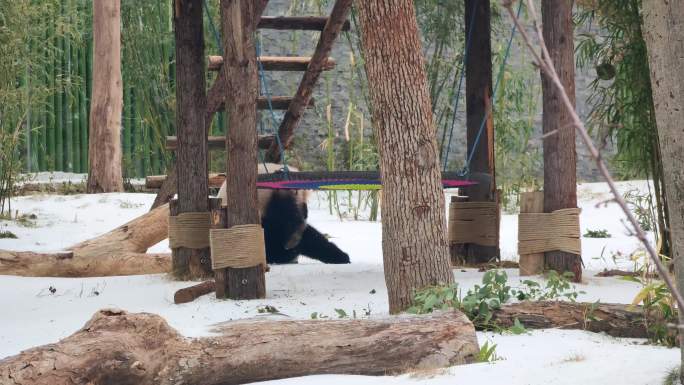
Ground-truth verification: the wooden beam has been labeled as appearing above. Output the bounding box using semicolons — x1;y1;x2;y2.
458;0;500;263
218;0;265;300
220;95;315;112
265;0;354;162
541;0;581;282
146;173;226;189
172;0;212;280
166;135;274;151
208;83;316;116
518;191;545;275
258;95;312;110
207;55;336;71
258;16;350;31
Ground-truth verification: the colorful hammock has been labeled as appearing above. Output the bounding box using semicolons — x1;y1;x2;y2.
256;171;477;190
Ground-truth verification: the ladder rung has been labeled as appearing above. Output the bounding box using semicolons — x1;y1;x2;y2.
207;55;336;72
258;16;350;31
166;135;275;151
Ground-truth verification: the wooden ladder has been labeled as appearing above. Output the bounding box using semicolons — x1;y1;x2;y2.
152;0;353;208
166;0;353;160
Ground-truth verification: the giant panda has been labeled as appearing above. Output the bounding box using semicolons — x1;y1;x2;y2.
217;163;350;265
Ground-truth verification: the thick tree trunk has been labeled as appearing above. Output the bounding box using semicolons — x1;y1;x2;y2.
87;0;123;193
0;204;171;277
541;0;581;282
356;1;454;314
0;309;479;385
641;1;684;380
458;0;500;264
172;0;211;280
218;0;265;299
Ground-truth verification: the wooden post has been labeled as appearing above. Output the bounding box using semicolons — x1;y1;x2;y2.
172;0;211;280
87;0;123;193
518;191;544;276
457;0;500;264
450;195;469;266
217;0;265;300
540;0;581;282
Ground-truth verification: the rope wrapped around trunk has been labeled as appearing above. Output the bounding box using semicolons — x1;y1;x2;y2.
168;212;212;249
448;201;499;247
210;225;267;270
518;208;582;255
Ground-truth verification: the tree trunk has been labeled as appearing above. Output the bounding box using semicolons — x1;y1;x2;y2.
87;0;123;193
217;0;265;299
541;0;581;282
0;204;171;277
458;0;500;264
172;0;211;280
0;309;478;385
356;1;454;314
641;1;684;380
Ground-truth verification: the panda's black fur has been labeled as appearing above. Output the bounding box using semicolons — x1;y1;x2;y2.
218;164;350;265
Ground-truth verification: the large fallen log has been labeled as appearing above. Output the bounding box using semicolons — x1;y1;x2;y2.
492;301;652;338
0;204;171;277
0;309;479;385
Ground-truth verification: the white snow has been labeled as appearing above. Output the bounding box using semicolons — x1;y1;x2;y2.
0;179;678;384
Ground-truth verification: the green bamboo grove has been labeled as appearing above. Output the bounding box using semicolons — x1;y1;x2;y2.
1;0;192;178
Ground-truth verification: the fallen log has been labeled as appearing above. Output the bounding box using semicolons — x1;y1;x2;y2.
594;269;658;279
0;203;171;277
492;301;652;338
0;309;479;385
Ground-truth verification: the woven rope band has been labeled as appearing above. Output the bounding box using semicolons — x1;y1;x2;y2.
448;201;499;247
168;212;212;249
210;225;266;270
518;208;582;255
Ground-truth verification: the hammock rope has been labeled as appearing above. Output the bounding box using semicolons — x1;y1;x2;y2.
442;0;478;172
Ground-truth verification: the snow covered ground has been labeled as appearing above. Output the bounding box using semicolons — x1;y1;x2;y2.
0;173;678;384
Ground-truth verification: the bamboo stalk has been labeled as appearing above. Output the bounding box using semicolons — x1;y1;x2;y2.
73;40;81;173
132;89;143;177
85;26;92;173
123;87;132;175
48;17;56;171
138;89;150;176
55;1;64;171
39;27;49;171
79;30;88;172
64;0;73;172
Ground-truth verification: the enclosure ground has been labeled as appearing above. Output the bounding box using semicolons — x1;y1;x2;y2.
0;173;676;384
